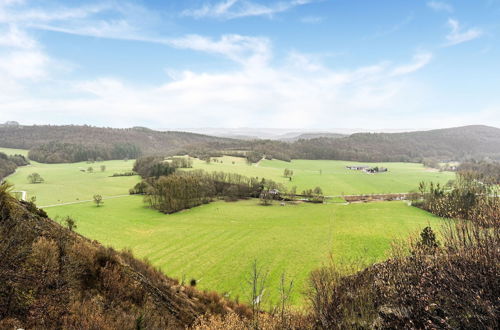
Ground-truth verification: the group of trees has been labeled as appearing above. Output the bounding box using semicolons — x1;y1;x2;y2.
283;168;294;179
413;172;499;226
0;153;29;180
133;156;176;178
27;173;44;184
139;170;283;214
457;160;500;184
169;157;193;168
28;142;141;163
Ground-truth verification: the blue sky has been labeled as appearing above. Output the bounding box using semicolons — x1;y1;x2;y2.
0;0;499;130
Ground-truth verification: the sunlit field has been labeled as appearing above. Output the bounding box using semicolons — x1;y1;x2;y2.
47;196;442;305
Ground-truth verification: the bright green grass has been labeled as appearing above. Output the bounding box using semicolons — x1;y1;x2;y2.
47;196;442;305
0;147;29;157
190;156;455;196
3;153;139;206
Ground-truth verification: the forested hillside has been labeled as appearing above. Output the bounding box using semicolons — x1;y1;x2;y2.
0;184;249;329
289;125;500;162
1;124;499;163
0;125;240;163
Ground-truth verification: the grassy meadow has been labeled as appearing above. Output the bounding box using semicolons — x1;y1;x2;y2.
0;147;29;157
3;152;139;206
189;156;455;196
46;196;443;305
2;147;451;305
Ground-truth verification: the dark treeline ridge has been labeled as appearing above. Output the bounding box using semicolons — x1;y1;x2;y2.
28;142;141;163
2;124;500;164
0;184;251;329
0;152;29;180
0;124;241;162
272;125;500;162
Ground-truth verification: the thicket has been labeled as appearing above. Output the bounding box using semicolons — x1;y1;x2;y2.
141;170;283;214
0;152;29;180
413;173;499;226
133;156;176;178
458;160;500;184
28;141;141;163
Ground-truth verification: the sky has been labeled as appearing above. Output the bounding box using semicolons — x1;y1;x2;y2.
0;0;499;130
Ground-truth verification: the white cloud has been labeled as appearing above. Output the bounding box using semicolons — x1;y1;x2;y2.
0;50;49;79
391;52;432;76
167;34;271;67
427;1;453;13
300;15;324;24
183;0;317;20
445;18;483;46
0;24;36;48
0;45;435;129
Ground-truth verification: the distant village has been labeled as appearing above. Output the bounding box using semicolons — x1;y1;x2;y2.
346;165;388;174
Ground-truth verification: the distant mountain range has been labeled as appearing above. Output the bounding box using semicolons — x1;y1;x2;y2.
1;123;499;163
178;127;417;140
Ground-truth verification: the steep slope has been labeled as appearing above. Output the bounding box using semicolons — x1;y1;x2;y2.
0;184;248;329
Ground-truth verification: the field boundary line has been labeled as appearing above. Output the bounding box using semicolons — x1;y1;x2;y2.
40;194;132;208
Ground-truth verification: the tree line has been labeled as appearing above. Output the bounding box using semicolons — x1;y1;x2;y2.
0;152;29;180
412;172;499;226
135;170;283;214
28;142;141;163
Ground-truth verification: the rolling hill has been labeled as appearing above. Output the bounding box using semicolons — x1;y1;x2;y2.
1;124;499;163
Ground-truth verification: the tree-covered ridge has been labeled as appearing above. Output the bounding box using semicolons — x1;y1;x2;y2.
0;125;241;160
28;142;141;163
1;124;500;163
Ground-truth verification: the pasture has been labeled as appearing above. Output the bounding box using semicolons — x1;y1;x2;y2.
190;156;455;196
0;147;29;157
46;196;442;305
2;148;139;206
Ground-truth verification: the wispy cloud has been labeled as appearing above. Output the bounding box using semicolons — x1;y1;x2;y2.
427;1;453;13
300;15;324;24
391;52;433;76
182;0;317;20
167;34;271;67
445;18;483;46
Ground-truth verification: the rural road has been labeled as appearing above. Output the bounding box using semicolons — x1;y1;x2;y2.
12;190;27;201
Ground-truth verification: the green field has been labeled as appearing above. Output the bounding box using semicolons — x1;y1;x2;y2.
2;147;450;305
3;154;139;206
190;156;455;196
46;196;442;305
0;147;29;157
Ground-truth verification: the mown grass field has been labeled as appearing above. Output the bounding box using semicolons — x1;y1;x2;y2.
190;156;455;196
3;151;139;206
0;147;29;157
46;196;442;305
